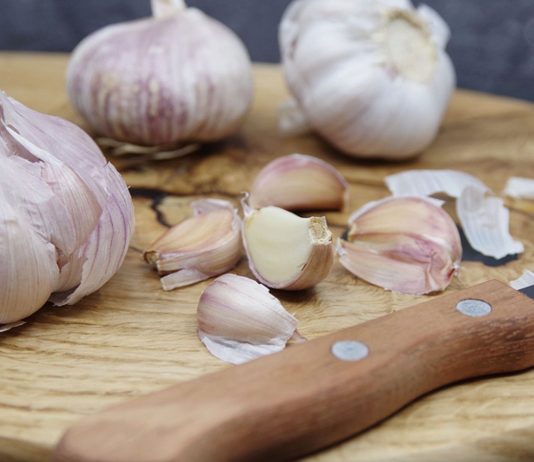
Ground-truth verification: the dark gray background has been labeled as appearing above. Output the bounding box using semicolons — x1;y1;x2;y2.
1;1;533;100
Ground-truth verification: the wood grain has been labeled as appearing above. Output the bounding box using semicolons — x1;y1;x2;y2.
0;52;533;461
52;281;534;462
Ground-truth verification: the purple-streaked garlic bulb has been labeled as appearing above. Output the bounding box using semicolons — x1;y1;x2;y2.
67;0;253;146
0;92;134;324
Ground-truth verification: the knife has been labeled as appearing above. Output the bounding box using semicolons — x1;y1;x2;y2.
52;280;534;462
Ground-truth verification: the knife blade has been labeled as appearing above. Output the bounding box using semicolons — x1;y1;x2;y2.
52;280;534;462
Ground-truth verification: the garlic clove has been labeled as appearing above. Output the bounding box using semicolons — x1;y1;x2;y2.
385;169;490;198
242;203;334;290
197;274;301;364
456;186;524;260
144;199;242;289
339;196;461;295
510;270;534;291
503;177;534;200
249;153;348;212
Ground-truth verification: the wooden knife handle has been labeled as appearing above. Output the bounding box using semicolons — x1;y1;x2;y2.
53;280;534;462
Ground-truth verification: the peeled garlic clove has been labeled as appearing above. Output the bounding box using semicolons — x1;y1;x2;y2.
242;203;334;290
456;186;524;260
386;169;490;198
197;274;301;364
67;0;252;146
279;0;455;159
144;199;242;289
503;177;534;200
249;153;348;212
0;93;134;324
339;197;461;294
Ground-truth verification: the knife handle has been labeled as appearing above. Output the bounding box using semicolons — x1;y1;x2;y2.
53;280;534;462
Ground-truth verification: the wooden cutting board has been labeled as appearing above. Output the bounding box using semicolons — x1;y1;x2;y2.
0;52;534;462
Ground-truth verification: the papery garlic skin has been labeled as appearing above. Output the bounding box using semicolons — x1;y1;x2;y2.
457;186;524;260
242;204;334;290
386;169;489;198
250;154;348;211
338;197;461;295
198;274;300;364
67;1;253;146
0;93;134;324
279;0;455;159
503;177;534;200
144;199;242;290
510;270;534;291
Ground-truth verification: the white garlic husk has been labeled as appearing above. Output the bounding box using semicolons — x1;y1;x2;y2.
338;196;461;294
144;199;242;290
67;0;253;146
279;0;455;159
249;153;348;212
242;200;334;290
0;92;134;324
198;274;303;364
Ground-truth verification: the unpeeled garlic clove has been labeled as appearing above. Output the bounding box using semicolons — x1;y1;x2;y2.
197;274;303;364
338;196;462;295
249;153;348;212
144;199;242;290
242;201;334;290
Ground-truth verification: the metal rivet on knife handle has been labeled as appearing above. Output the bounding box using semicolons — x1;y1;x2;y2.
456;299;492;318
331;341;369;362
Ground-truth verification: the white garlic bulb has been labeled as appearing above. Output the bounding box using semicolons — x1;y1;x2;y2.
0;92;134;324
67;0;253;146
279;0;455;159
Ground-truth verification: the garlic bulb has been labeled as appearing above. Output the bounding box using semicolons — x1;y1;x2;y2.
279;0;455;159
249;153;348;211
144;199;242;290
338;197;461;294
0;93;134;324
242;201;334;290
67;0;253;146
198;274;303;364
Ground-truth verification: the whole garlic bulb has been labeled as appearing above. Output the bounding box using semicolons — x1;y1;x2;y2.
279;0;455;159
0;93;134;324
67;0;253;146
